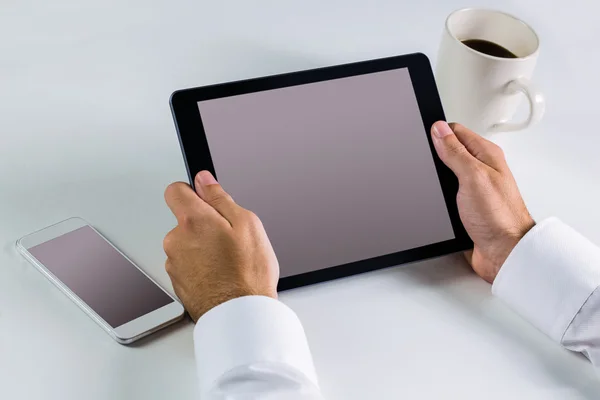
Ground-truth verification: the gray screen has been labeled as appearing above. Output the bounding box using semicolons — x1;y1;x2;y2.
28;226;173;328
198;68;455;278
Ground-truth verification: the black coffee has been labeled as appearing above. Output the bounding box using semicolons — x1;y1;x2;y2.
461;39;518;58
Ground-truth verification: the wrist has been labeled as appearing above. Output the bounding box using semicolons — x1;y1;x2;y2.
188;287;277;322
492;217;536;280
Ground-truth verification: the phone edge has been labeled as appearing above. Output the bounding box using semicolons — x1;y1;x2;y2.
15;220;184;345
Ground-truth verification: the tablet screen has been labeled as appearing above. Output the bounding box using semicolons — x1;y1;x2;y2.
197;68;455;278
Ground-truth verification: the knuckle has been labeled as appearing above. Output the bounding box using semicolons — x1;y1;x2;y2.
467;165;491;186
164;259;173;274
172;285;185;304
447;142;469;157
162;232;173;252
179;211;199;230
207;189;232;206
488;142;505;159
164;182;185;200
162;230;177;254
162;236;171;253
244;210;263;227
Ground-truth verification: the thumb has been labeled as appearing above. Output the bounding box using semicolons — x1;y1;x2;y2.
194;170;241;223
431;121;479;178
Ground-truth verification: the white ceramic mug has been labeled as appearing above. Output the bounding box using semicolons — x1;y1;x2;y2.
436;8;545;134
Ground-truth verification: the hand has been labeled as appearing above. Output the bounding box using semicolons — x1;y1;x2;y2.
431;121;535;283
163;171;279;322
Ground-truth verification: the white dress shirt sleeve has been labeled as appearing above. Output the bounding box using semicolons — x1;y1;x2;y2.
193;295;325;399
492;217;600;365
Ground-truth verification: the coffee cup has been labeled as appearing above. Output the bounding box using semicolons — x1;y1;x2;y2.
436;8;545;134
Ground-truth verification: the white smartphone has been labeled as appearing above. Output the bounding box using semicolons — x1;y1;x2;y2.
16;217;185;344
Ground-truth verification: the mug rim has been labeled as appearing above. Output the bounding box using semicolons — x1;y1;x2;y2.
445;7;540;61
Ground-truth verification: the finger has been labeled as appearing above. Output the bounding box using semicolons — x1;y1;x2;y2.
164;181;224;226
162;227;180;258
431;121;481;178
166;273;186;305
449;123;507;172
194;171;243;224
165;258;184;285
463;249;474;267
165;258;175;277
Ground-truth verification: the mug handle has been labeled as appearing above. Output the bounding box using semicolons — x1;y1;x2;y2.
489;77;546;133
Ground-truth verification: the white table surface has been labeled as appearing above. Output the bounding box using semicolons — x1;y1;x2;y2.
2;1;600;399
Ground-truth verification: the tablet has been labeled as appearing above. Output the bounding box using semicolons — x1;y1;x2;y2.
170;53;472;290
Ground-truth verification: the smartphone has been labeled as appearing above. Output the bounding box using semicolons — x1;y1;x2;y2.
16;217;185;344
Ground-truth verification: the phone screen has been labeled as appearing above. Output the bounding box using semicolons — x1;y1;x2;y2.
27;225;173;328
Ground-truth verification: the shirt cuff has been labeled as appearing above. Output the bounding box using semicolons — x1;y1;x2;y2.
492;217;600;342
193;295;319;395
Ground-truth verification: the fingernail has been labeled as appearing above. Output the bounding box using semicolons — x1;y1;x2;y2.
195;170;217;187
433;121;454;138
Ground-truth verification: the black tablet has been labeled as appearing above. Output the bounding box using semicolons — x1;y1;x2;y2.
170;53;472;291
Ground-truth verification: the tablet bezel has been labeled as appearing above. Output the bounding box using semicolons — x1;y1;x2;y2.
170;53;473;291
